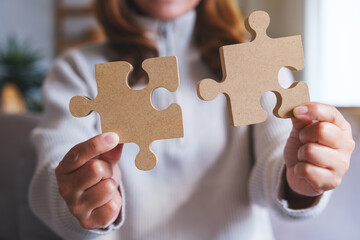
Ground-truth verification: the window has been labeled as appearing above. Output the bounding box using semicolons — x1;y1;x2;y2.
305;0;360;106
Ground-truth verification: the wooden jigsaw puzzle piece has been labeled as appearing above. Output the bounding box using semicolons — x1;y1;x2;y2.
70;57;183;171
197;10;310;126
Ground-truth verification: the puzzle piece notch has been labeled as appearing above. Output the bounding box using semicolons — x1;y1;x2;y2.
70;56;183;171
197;10;310;126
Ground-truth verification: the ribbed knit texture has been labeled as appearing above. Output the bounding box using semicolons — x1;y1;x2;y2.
29;10;331;240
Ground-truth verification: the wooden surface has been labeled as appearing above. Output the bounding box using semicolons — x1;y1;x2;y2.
70;56;184;170
197;11;310;126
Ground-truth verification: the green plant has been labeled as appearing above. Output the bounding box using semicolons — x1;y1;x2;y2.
0;37;45;113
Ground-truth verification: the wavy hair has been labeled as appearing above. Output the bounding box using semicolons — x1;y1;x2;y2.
94;0;247;85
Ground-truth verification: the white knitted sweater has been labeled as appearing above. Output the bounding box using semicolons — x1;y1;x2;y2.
29;9;330;240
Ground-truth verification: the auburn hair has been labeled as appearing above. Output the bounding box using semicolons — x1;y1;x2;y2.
94;0;247;85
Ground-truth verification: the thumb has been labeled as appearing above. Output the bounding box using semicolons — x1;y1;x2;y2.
99;133;124;166
291;105;313;130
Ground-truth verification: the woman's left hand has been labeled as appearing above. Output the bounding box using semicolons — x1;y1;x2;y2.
284;102;355;197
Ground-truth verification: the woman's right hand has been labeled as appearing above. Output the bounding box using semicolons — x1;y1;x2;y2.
55;133;123;229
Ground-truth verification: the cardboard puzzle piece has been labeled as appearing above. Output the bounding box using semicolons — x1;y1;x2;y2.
197;11;310;126
70;56;184;171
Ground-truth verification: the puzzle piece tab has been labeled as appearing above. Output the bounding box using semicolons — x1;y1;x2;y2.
70;56;184;171
197;11;310;126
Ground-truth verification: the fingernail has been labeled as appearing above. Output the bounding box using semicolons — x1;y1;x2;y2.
103;133;119;146
294;106;308;116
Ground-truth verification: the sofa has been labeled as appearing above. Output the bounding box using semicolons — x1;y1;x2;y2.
0;113;60;239
0;113;359;239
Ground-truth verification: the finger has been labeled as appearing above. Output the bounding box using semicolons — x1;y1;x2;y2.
80;178;119;213
59;133;119;174
70;159;113;192
294;162;342;192
293;102;350;130
297;143;348;174
90;194;122;228
291;116;313;131
299;121;344;149
99;144;124;166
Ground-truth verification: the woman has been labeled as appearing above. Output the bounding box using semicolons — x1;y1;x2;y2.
29;0;355;239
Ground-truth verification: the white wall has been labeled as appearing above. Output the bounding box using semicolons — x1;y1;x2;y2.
0;0;55;67
238;0;305;36
0;0;304;68
0;0;94;68
304;0;360;107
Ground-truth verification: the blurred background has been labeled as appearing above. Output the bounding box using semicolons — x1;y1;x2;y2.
0;0;359;239
0;0;104;113
0;0;359;112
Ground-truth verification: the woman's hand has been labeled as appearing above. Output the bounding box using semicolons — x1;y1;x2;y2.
284;102;355;198
55;133;123;229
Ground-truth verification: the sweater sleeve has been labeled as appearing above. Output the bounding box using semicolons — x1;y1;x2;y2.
28;49;125;239
248;68;332;219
